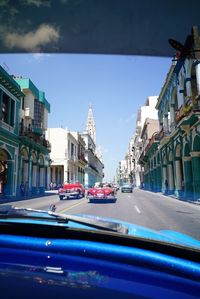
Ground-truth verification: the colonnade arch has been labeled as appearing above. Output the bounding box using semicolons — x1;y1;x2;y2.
168;149;175;192
20;147;29;185
183;142;193;197
31;152;37;189
162;152;167;191
191;134;200;197
174;143;184;194
38;154;45;190
0;148;11;195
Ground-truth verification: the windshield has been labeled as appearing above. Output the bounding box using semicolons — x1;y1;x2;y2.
0;5;200;252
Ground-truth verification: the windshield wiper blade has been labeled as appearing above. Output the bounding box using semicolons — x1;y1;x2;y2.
0;205;128;234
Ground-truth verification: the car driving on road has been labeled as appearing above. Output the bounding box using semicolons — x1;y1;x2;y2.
121;184;133;193
87;183;117;203
58;182;85;200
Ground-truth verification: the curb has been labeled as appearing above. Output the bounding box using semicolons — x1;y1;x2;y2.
0;191;57;204
136;189;200;205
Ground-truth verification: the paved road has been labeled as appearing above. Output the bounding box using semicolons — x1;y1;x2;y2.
4;189;200;240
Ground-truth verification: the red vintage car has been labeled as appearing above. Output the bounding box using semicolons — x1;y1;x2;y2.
58;182;85;200
87;183;117;203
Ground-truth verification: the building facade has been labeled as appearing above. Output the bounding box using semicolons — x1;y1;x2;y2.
81;105;104;187
14;77;51;195
46;128;79;186
71;131;87;185
137;26;200;200
156;27;200;199
138;118;161;191
123;96;158;187
0;66;51;197
0;66;23;197
118;159;129;185
81;131;104;187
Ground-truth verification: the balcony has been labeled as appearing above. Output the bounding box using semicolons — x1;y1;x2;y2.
138;132;160;164
0;120;14;133
19;124;51;150
144;132;160;154
157;129;170;147
68;155;77;162
24;107;31;118
32;126;43;135
89;163;99;173
78;153;88;164
175;96;200;127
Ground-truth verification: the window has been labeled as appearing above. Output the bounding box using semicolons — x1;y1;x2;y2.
2;92;9;123
21;97;24;110
2;92;15;127
191;65;198;98
71;143;74;157
33;99;44;128
10;99;15;127
68;140;70;157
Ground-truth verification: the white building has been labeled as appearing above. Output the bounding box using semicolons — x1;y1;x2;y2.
81;105;104;187
71;131;87;185
46;128;78;186
127;96;159;187
119;159;129;185
81;131;104;187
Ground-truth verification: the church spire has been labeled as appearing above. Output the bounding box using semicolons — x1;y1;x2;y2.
86;104;96;144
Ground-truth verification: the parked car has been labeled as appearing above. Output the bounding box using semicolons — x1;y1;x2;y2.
87;184;117;203
58;182;85;200
121;184;133;193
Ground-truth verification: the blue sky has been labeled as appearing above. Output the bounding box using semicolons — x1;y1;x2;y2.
0;53;171;181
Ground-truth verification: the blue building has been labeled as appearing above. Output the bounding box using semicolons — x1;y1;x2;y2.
0;65;23;197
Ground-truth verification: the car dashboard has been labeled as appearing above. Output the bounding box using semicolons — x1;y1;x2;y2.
0;221;200;299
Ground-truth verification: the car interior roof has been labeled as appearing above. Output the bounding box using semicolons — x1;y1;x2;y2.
1;0;200;56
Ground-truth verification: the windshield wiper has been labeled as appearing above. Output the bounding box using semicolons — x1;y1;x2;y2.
0;205;128;234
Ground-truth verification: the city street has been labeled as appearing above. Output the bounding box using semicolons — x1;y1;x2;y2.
4;188;200;241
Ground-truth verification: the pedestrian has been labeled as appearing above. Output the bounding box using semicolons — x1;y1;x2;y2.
25;181;29;196
50;204;56;212
20;182;25;197
49;181;53;190
181;180;184;191
181;180;185;197
165;179;169;195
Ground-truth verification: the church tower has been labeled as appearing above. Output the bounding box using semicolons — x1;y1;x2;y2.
86;104;96;144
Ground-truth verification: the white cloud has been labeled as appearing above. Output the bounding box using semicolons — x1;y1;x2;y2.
125;113;136;123
32;53;51;60
21;0;51;7
97;145;109;154
4;24;59;52
102;147;109;153
119;113;136;123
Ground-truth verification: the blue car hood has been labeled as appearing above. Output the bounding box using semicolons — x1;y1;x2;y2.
1;211;200;250
71;214;200;250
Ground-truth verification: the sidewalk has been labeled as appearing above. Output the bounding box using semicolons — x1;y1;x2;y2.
139;188;200;205
0;190;58;205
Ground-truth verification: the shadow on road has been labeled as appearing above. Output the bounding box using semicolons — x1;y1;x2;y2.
0;191;57;205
